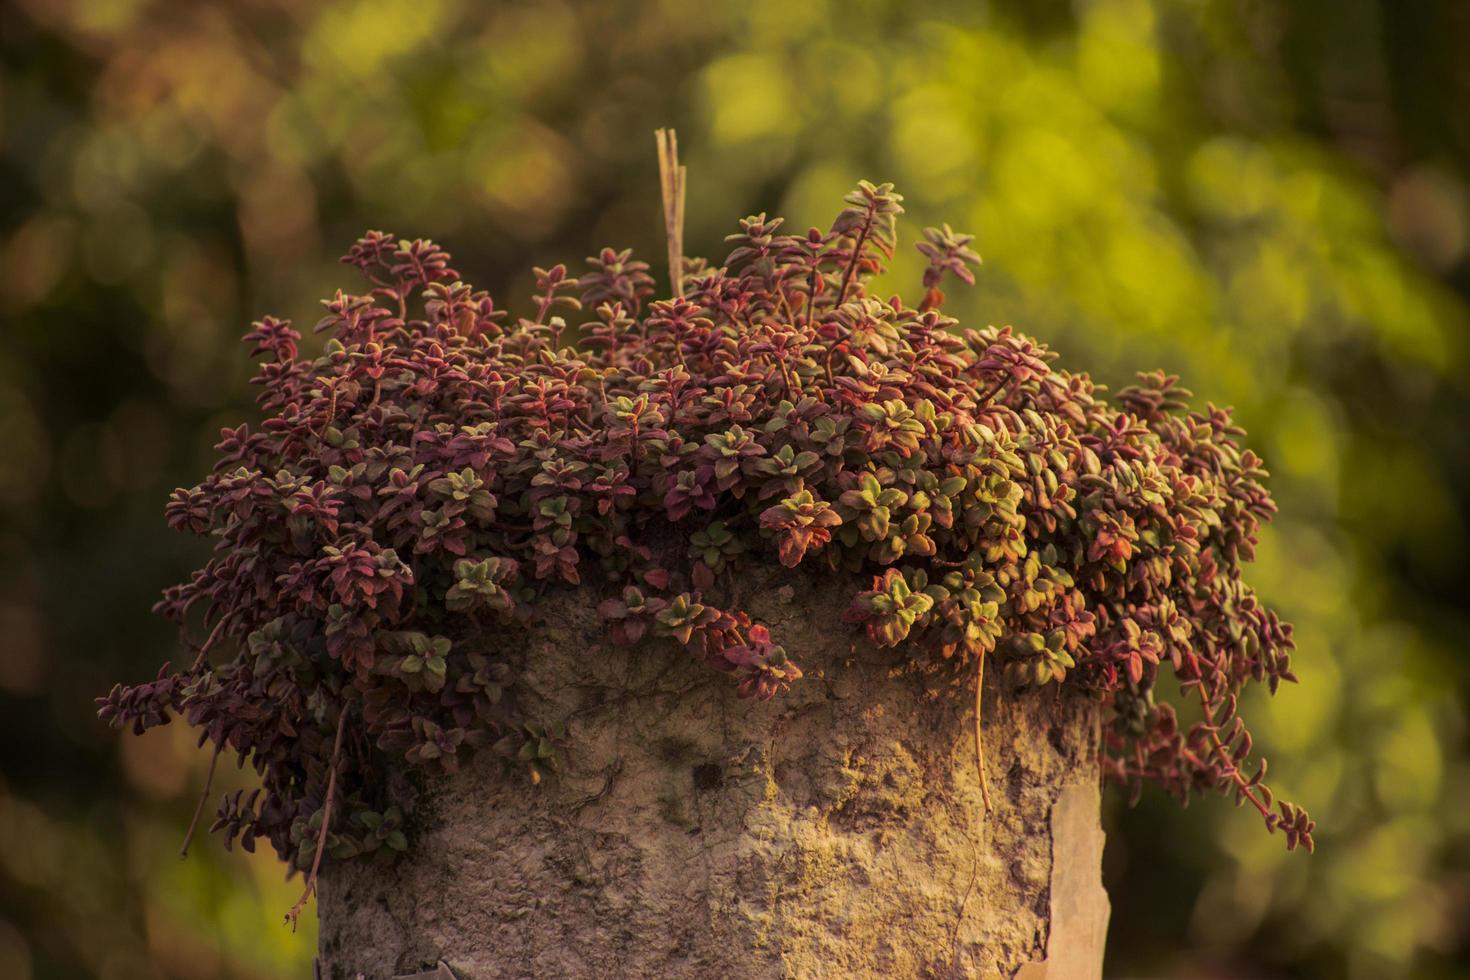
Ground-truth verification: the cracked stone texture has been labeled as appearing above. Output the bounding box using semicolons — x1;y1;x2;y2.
318;572;1105;979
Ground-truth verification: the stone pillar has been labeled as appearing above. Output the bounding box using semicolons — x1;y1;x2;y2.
318;574;1108;979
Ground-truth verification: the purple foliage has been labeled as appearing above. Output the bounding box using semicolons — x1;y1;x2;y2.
100;180;1313;910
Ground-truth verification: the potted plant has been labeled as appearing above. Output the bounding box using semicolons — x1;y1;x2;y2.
100;133;1310;979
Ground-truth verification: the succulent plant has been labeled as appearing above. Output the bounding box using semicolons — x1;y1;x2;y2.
99;174;1311;927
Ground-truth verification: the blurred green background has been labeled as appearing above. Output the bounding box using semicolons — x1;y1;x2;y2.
3;0;1468;976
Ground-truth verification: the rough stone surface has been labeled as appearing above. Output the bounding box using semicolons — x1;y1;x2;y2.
318;573;1104;979
1013;783;1111;980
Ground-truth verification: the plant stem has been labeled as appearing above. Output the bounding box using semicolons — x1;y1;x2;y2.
1194;683;1270;820
976;375;1009;407
179;742;222;858
286;706;348;931
975;648;992;814
656;129;686;299
188;613;233;673
834;212;873;307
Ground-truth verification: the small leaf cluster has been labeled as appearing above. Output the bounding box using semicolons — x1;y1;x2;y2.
99;181;1312;879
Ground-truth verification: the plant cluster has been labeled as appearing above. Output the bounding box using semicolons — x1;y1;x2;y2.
100;179;1312;924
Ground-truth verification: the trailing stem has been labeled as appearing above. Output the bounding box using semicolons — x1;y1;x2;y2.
179;742;222;858
286;706;348;931
975;649;992;814
1194;683;1269;819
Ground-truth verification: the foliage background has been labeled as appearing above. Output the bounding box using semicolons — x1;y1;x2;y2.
2;0;1468;977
